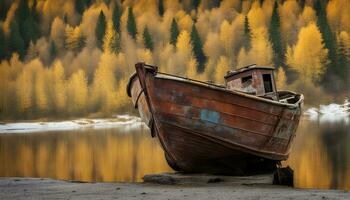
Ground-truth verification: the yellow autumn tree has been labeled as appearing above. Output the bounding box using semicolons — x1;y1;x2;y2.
175;30;193;75
176;30;192;58
237;29;273;67
236;47;250;68
103;21;114;53
327;0;350;32
16;69;33;113
115;77;130;111
137;49;154;64
65;25;86;52
67;69;88;114
186;58;198;79
249;28;273;66
16;59;48;115
275;67;287;90
279;0;300;44
34;64;49;113
103;21;121;54
203;32;223;62
214;56;230;84
0;63;13;116
338;31;350;58
91;53;118;113
0;54;24;116
248;1;268;30
219;20;234;58
50;61;67;113
286;23;328;83
299;6;316;27
176;11;193;32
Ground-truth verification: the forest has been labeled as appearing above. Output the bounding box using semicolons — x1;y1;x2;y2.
0;0;349;119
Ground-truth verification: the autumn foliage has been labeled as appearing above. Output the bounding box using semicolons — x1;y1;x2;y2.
0;0;349;119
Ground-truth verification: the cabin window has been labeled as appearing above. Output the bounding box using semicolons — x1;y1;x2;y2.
241;75;252;84
241;75;256;95
263;74;273;93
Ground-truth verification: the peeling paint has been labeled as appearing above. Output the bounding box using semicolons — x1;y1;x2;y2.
200;109;220;124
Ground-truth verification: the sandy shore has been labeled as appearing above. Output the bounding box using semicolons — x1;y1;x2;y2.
0;178;348;200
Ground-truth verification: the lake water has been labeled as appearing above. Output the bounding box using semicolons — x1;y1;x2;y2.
0;115;349;190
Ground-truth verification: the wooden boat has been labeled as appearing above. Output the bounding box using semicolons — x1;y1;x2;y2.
127;63;304;175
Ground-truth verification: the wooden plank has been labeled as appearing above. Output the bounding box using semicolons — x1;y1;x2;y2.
154;101;276;137
158;113;289;153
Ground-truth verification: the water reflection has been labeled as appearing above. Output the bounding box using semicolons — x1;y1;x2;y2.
0;119;349;190
321;123;349;189
283;119;350;190
0;126;171;182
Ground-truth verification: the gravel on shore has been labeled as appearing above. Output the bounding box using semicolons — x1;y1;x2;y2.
0;178;348;200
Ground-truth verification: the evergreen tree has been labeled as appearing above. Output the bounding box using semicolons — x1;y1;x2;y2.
64;13;68;24
103;0;111;6
268;1;284;68
0;27;5;60
299;0;306;10
112;4;122;34
127;7;137;39
314;0;338;87
205;0;220;9
190;23;206;73
143;26;154;51
22;16;40;47
75;0;85;15
158;0;164;16
192;0;201;10
15;0;32;48
86;0;93;7
31;0;41;39
31;0;40;23
49;41;57;63
260;0;264;6
95;10;107;49
14;0;41;49
243;15;251;50
170;18;180;46
16;0;30;22
0;0;8;20
237;0;243;13
9;20;25;60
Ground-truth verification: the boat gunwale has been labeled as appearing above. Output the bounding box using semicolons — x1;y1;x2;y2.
154;85;300;120
127;70;304;109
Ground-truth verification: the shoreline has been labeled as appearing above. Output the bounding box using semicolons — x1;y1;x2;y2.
0;115;144;134
0;99;348;123
0;178;348;200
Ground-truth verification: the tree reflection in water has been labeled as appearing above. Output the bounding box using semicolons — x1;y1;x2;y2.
0;126;171;182
321;123;349;189
0;119;349;190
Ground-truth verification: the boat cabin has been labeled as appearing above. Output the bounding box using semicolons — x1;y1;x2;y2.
224;64;277;100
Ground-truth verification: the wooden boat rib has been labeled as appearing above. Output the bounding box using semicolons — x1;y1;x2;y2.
127;63;304;175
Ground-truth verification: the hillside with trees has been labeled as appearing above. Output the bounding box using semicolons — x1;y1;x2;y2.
0;0;349;119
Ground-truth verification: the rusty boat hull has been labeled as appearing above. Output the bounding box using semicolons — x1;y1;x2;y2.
127;63;304;175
